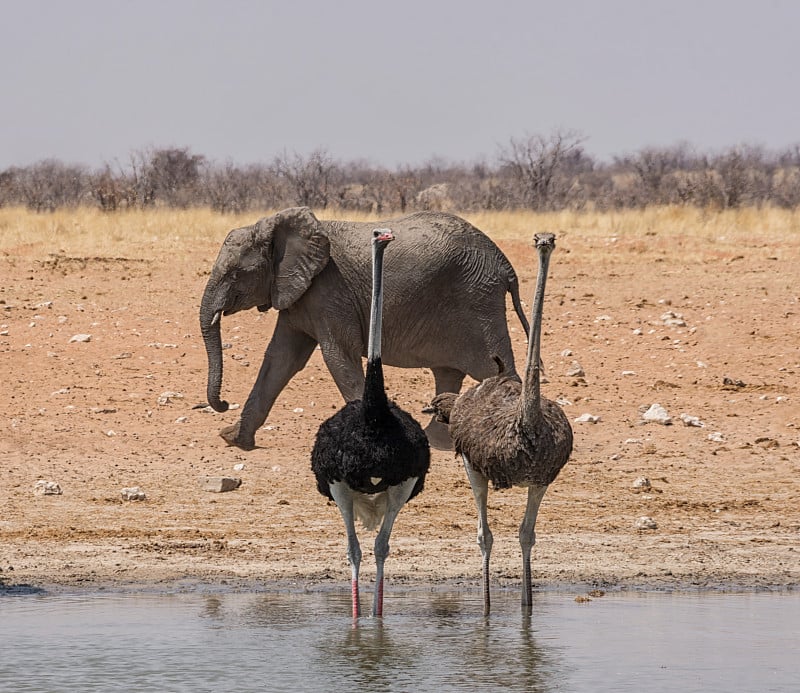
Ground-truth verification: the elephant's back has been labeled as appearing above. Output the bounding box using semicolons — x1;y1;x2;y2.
326;212;517;293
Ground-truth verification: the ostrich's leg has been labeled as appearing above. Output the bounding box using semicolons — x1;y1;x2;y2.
372;477;418;617
519;484;547;615
329;482;362;619
463;454;493;616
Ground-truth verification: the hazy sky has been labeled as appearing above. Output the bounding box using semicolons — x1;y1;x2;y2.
2;0;798;169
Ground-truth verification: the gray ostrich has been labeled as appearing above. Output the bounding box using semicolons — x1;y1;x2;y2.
311;229;430;619
425;233;573;616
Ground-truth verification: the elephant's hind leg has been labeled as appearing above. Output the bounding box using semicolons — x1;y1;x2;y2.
426;367;465;450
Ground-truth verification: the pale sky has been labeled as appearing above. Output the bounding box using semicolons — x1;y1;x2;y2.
2;0;798;169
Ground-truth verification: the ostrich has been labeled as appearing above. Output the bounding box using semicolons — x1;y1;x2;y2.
425;232;573;616
311;228;430;619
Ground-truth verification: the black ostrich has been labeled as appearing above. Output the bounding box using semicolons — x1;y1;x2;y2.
425;233;573;616
311;228;430;618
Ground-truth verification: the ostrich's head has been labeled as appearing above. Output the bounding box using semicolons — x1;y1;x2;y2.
372;228;394;246
534;232;556;251
422;392;458;423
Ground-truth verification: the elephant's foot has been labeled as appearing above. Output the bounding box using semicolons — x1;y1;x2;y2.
219;421;256;451
424;418;453;451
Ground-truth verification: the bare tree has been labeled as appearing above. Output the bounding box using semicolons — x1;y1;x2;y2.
498;130;588;210
273;148;340;209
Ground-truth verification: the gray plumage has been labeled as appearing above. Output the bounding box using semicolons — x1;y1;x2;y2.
426;232;572;616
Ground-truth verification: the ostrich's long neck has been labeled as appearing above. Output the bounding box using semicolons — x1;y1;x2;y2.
518;246;552;427
363;241;389;416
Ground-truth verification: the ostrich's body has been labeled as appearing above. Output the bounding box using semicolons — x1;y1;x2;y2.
427;233;572;615
311;229;430;618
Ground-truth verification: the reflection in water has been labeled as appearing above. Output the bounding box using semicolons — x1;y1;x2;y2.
1;589;798;692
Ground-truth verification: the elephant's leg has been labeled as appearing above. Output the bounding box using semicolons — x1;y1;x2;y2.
221;314;318;450
320;343;365;402
426;367;466;450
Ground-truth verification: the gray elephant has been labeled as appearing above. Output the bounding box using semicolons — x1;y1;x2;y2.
200;206;529;450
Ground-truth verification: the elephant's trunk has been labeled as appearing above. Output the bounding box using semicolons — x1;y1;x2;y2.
200;282;229;412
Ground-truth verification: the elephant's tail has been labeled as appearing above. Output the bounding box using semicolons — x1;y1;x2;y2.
507;272;530;339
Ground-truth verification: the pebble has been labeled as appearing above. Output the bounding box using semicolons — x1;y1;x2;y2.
632;477;652;491
573;413;601;424
34;480;62;496
635;516;658;530
69;333;92;343
199;476;242;493
643;403;671;425
566;361;585;378
121;486;146;501
680;413;705;427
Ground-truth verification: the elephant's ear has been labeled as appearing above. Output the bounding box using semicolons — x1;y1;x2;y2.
258;207;330;310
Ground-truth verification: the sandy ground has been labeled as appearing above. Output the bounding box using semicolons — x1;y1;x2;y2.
2;213;799;596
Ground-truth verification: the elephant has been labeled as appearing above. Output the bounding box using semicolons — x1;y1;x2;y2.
200;206;529;451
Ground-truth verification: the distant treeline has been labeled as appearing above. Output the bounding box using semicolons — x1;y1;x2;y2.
3;131;800;213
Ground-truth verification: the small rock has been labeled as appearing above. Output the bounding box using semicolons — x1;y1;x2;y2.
566;361;585;378
233;463;245;471
642;403;671;425
680;413;704;427
34;480;62;496
199;476;242;493
707;432;725;443
561;349;573;357
121;486;146;501
573;413;601;424
157;391;184;405
69;333;92;343
635;516;658;530
293;407;304;414
632;477;652;491
174;416;188;423
621;370;636;376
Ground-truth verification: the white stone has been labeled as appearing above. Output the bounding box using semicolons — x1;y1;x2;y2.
680;413;705;427
293;407;304;414
643;403;671;425
708;432;725;443
635;516;658;530
121;486;146;501
157;391;184;405
34;480;62;496
621;370;636;376
174;416;188;423
69;333;92;343
574;413;601;424
233;463;245;471
632;477;652;491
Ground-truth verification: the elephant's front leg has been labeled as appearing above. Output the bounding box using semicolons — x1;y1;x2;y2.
221;313;318;450
319;342;365;403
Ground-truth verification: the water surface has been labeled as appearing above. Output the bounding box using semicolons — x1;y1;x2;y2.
1;588;797;692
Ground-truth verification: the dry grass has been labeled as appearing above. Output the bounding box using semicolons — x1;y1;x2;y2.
1;205;798;260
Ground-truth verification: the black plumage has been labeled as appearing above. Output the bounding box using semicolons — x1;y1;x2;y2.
426;233;573;616
311;229;430;618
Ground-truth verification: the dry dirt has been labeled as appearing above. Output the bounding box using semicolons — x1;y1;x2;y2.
2;213;799;596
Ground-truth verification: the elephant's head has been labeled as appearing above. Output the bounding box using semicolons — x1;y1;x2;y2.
199;207;330;412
